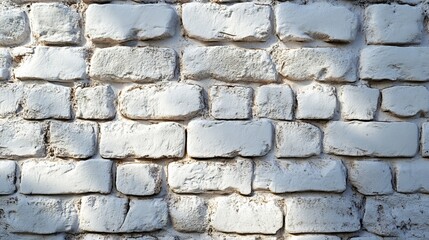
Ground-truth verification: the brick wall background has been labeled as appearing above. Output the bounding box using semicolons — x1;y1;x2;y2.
0;0;428;239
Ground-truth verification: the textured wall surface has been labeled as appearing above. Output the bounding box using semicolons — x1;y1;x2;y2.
0;0;428;239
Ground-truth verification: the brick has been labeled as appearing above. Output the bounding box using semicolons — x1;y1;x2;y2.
12;0;76;2
276;122;322;158
86;4;176;43
182;46;277;83
15;47;86;82
255;84;294;120
187;120;273;158
365;4;423;45
210;194;283;234
360;46;429;81
395;159;429;193
285;192;361;233
324;121;418;157
296;84;337;120
169;195;208;232
49;122;97;159
116;163;162;196
76;85;116;120
30;3;81;45
20;159;112;194
182;2;271;42
0;84;23;117
23;84;71;120
288;236;341;240
90;47;176;83
422;122;429;157
0;161;16;195
0;9;29;46
363;194;429;238
209;85;252;120
100;122;185;159
254;159;346;193
120;199;168;232
339;85;379;121
276;2;358;43
119;83;203;120
0;49;11;80
349;160;393;195
381;86;429;117
273;48;357;82
168;158;252;195
0;121;45;158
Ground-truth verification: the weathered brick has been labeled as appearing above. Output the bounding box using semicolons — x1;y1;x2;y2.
210;194;283;234
0;9;29;46
0;121;45;158
324;121;418;157
169;195;208;232
273;48;357;82
100;122;185;159
276;122;322;158
187;120;273;158
360;46;429;81
75;85;116;120
120;83;203;120
296;84;337;120
182;46;277;83
168;158;252;195
20;159;112;194
381;86;429;117
255;84;294;120
0;161;16;195
182;2;271;41
0;49;11;80
15;47;86;82
395;159;429;193
23;84;71;120
86;4;177;43
116;163;162;196
209;85;252;120
254;159;346;193
349;160;393;195
276;2;358;43
365;4;423;45
90;47;176;83
422;122;429;157
30;3;81;45
0;83;23;117
339;85;379;121
288;236;341;240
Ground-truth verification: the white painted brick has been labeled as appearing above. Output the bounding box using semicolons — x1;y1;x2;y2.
90;47;176;83
0;49;11;80
0;161;15;195
76;85;116;120
275;122;322;157
363;194;429;238
182;46;277;83
169;195;208;232
360;46;429;81
116;163;162;196
324;121;418;157
365;4;423;45
254;159;346;193
0;121;45;158
296;84;337;120
273;48;357;82
168;158;252;195
120;83;203;120
49;122;97;159
0;9;29;46
119;199;168;232
349;160;393;195
86;4;176;43
30;3;81;45
285;192;361;233
339;85;379;121
422;122;429;157
20;159;112;194
182;2;271;41
187;120;272;158
276;3;358;43
0;84;23;117
210;194;283;234
210;85;252;120
15;47;86;82
287;236;341;240
381;86;429;117
12;0;77;2
100;122;185;159
255;84;294;120
395;159;429;193
23;84;71;120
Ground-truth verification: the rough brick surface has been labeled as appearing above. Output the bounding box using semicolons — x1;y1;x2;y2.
116;163;162;196
296;84;337;120
339;85;379;120
255;84;294;120
169;195;208;232
395;159;429;193
381;86;429;117
0;83;23;117
209;85;252;120
0;49;11;80
0;161;16;195
275;122;322;157
0;9;29;46
349;160;393;195
75;85;116;120
0;121;45;158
